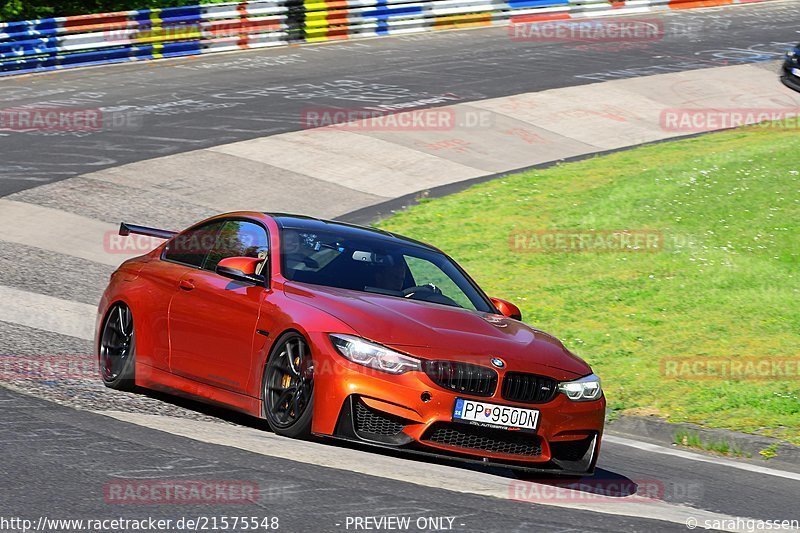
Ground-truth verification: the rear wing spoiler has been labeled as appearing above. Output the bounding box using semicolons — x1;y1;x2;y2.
119;222;177;240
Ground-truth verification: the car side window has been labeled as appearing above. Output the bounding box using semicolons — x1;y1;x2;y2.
163;221;224;268
203;220;269;273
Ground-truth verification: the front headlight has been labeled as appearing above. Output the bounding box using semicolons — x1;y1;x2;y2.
329;334;421;374
558;373;602;401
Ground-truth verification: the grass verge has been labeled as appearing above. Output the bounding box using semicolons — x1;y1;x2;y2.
378;124;800;445
673;430;750;458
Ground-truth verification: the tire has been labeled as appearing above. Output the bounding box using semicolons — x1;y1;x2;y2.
262;332;314;439
98;302;136;391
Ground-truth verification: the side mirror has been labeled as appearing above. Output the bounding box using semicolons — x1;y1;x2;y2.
216;256;266;285
490;297;522;321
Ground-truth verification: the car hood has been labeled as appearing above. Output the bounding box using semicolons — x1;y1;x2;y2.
284;282;590;378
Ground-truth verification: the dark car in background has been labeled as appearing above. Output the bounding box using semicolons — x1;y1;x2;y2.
781;44;800;92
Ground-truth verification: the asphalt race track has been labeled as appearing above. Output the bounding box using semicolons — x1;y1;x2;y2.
1;2;798;195
0;387;698;533
1;1;800;532
3;381;800;532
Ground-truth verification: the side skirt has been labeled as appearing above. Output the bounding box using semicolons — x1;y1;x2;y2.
136;362;261;417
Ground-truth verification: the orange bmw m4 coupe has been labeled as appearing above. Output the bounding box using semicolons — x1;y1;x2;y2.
98;212;605;476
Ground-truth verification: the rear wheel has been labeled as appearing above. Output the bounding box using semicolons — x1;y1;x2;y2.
99;302;136;390
263;332;314;438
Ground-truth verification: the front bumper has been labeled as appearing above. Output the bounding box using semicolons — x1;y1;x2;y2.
781;52;800;92
309;333;605;476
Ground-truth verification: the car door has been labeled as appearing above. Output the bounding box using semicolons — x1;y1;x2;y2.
143;220;226;371
168;219;270;394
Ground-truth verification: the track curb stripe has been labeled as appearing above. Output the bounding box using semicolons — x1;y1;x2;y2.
0;0;782;76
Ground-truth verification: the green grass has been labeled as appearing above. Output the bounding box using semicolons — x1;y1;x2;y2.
673;430;750;458
378;124;800;445
759;442;780;460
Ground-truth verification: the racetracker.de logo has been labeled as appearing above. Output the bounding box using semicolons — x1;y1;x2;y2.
0;354;97;381
510;230;663;253
508;478;671;503
0;107;142;133
508;17;665;43
104;229;260;255
660;108;800;132
301;107;494;131
103;19;281;43
0;108;101;132
104;480;260;505
661;357;800;380
104;232;167;255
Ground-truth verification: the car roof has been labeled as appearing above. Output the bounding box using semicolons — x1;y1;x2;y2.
265;213;440;253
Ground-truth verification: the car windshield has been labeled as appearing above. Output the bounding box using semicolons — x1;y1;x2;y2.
280;227;493;312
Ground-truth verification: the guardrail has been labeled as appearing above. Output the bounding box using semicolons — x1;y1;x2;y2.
0;0;768;76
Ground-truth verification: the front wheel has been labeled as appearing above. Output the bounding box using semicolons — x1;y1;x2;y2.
262;332;314;439
99;302;136;390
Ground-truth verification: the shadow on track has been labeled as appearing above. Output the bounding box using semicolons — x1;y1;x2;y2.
136;387;640;496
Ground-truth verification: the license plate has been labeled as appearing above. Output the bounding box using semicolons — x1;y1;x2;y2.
793;67;800;77
453;398;539;431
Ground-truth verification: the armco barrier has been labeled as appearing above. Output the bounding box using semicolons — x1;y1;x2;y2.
0;0;771;76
